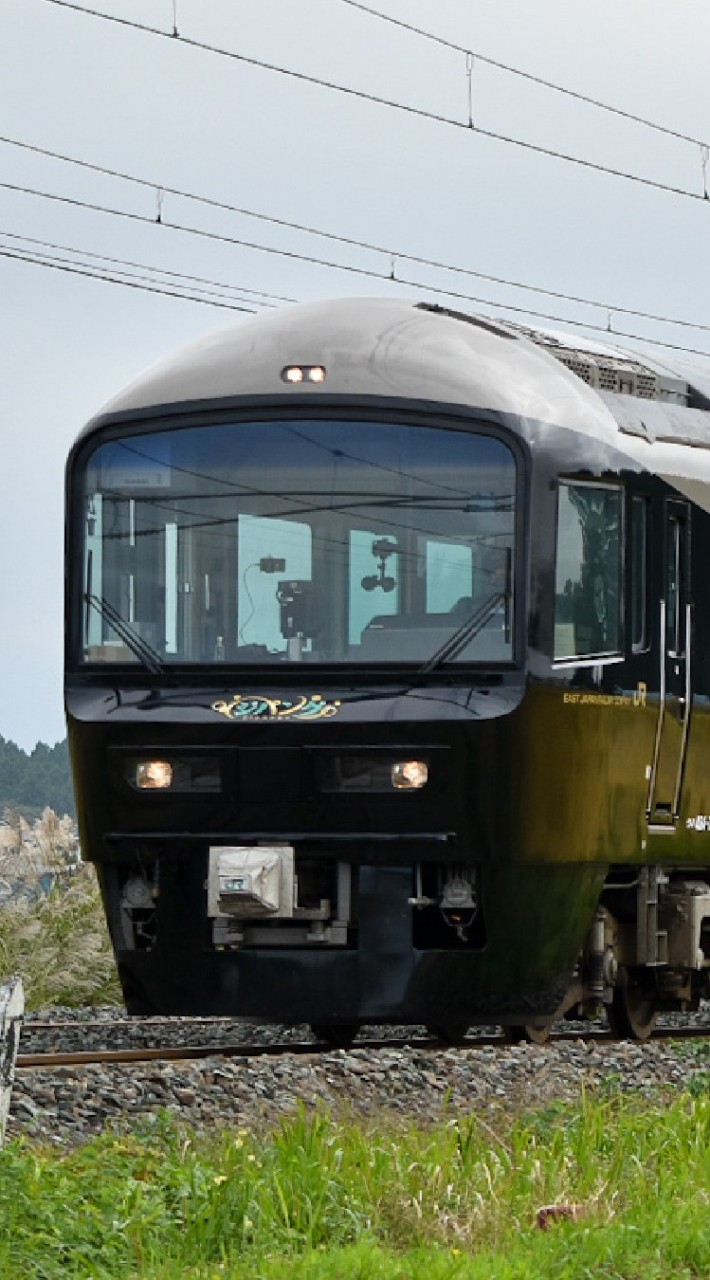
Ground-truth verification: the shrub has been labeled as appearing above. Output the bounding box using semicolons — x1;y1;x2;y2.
0;808;121;1008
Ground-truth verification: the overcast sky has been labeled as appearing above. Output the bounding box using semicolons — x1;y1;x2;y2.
3;0;710;750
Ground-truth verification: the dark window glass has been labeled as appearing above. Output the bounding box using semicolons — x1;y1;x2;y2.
554;483;622;660
631;496;649;652
666;514;686;657
79;419;516;668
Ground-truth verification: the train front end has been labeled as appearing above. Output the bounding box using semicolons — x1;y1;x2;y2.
64;299;598;1031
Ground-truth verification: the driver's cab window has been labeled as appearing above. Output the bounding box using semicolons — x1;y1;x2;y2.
81;419;516;667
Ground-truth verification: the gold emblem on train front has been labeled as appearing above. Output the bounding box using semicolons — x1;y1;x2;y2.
212;693;341;722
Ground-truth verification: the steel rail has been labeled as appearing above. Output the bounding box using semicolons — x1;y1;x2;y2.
15;1037;432;1069
15;1024;710;1070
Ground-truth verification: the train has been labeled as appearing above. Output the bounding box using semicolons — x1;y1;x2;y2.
65;296;710;1044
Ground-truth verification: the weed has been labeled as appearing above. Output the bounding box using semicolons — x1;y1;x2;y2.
0;808;120;1007
3;1095;710;1277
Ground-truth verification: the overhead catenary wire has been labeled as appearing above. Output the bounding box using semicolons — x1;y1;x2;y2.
0;229;294;306
2;135;710;339
0;246;260;312
33;0;710;205
0;177;397;282
3;189;710;359
336;0;709;151
5;173;710;355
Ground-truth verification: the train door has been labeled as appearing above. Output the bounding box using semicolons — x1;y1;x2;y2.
647;499;692;827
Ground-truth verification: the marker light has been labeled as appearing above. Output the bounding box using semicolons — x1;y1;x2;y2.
135;760;174;790
281;365;327;384
391;760;429;791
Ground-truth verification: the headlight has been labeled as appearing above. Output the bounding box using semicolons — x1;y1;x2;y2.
126;756;222;792
135;760;174;790
391;760;428;790
319;755;429;793
281;364;327;384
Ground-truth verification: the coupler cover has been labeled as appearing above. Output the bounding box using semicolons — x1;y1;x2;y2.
207;845;295;919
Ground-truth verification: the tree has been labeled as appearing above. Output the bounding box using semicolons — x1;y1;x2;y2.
0;735;75;819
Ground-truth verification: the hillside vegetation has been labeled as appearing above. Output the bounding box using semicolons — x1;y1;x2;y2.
0;735;75;820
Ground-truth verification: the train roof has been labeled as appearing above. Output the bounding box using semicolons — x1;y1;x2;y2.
90;297;613;430
81;297;710;508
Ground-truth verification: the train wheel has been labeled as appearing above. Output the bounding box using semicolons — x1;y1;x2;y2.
426;1023;470;1044
502;1021;552;1045
606;968;657;1041
310;1023;358;1049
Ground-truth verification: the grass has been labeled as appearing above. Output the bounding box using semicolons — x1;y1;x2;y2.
2;1092;710;1278
1;816;708;1275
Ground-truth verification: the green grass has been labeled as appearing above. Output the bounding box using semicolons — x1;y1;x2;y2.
3;1092;710;1278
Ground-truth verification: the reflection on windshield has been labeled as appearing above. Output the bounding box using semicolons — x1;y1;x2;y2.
80;418;516;667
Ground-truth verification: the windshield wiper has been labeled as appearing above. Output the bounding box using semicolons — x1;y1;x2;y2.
416;591;506;676
417;549;513;676
85;594;165;676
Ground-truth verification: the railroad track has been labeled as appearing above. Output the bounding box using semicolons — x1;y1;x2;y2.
15;1023;710;1070
15;1037;429;1069
17;1030;498;1069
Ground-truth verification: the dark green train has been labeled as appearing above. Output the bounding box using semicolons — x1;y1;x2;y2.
64;297;710;1043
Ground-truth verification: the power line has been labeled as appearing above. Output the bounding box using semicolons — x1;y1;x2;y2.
0;230;293;306
497;312;710;360
3;135;710;338
2;132;408;259
34;0;710;205
3;184;710;359
0;177;396;282
5;235;710;359
0;245;259;311
336;0;708;151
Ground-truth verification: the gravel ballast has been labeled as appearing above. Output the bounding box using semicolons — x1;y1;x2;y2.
6;1007;710;1146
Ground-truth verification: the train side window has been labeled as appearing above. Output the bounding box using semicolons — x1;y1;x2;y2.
554;482;622;660
630;496;649;653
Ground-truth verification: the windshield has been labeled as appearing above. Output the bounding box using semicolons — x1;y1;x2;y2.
78;417;517;667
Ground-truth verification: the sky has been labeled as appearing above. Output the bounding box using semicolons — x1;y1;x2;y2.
2;0;710;751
